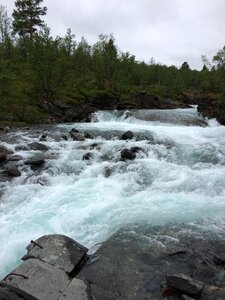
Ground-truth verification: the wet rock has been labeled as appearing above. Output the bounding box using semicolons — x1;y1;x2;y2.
0;151;7;162
28;142;49;151
58;278;89;300
104;166;112;178
121;148;136;160
4;163;21;177
83;152;93;161
71;132;85;141
24;154;45;166
15;145;30;151
213;254;225;266
166;273;204;298
121;130;134;140
61;134;68;141
2;258;70;300
84;132;94;139
0;145;13;155
22;234;88;274
70;128;79;133
39;133;47;142
6;155;23;162
130;146;143;153
90;143;99;149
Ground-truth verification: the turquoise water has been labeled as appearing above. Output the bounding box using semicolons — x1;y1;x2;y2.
0;107;225;278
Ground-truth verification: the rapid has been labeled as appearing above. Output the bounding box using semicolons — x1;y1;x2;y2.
1;107;225;278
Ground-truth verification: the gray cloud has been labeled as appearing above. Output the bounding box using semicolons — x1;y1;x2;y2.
2;0;225;69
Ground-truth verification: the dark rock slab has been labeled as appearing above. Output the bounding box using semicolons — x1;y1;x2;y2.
121;130;134;140
166;273;204;298
24;154;45;166
58;278;90;300
2;258;70;300
121;148;136;160
15;145;30;152
22;234;88;274
28;142;49;151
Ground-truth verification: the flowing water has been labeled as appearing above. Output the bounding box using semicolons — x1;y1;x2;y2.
0;107;225;278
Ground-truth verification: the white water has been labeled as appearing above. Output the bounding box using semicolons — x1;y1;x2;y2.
0;107;225;278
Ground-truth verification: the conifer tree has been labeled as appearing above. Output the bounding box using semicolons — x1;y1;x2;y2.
12;0;47;38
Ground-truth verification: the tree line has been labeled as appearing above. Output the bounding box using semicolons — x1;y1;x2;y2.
0;0;225;123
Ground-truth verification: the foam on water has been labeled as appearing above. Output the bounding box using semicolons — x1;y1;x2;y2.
0;107;225;277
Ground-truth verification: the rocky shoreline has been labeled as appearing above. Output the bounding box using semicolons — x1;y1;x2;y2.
1;230;225;300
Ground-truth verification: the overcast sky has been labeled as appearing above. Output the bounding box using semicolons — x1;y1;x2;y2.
1;0;225;69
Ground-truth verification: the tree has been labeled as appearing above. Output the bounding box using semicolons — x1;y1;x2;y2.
180;61;190;70
12;0;47;39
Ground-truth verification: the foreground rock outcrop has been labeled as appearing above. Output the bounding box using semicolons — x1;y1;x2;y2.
1;230;225;300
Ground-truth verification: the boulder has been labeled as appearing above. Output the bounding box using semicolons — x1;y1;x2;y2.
121;130;134;140
2;258;70;300
4;163;21;177
71;132;85;141
0;285;24;300
24;154;45;166
166;273;204;298
121;148;136;160
70;128;79;133
22;234;89;274
15;145;30;151
28;142;49;151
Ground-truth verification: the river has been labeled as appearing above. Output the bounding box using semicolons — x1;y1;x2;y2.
1;107;225;278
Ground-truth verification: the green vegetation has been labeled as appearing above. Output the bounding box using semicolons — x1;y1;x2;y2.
1;1;225;124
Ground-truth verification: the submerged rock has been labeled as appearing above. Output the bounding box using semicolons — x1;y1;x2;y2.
82;152;94;161
121;148;136;160
121;130;134;140
84;132;94;139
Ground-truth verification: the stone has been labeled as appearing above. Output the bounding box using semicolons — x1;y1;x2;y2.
166;273;204;298
4;163;21;177
121;130;134;140
59;278;89;300
22;234;88;274
39;133;47;142
0;145;13;155
70;128;79;133
84;132;94;139
0;151;7;162
61;135;68;141
104;167;111;178
28;142;49;151
7;155;23;162
24;154;45;166
15;145;30;151
71;132;85;141
0;285;25;300
201;285;225;300
2;258;70;300
121;148;136;160
213;254;225;266
82;152;93;161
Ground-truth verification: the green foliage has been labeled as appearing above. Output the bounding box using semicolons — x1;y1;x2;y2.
12;0;47;38
1;2;225;124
